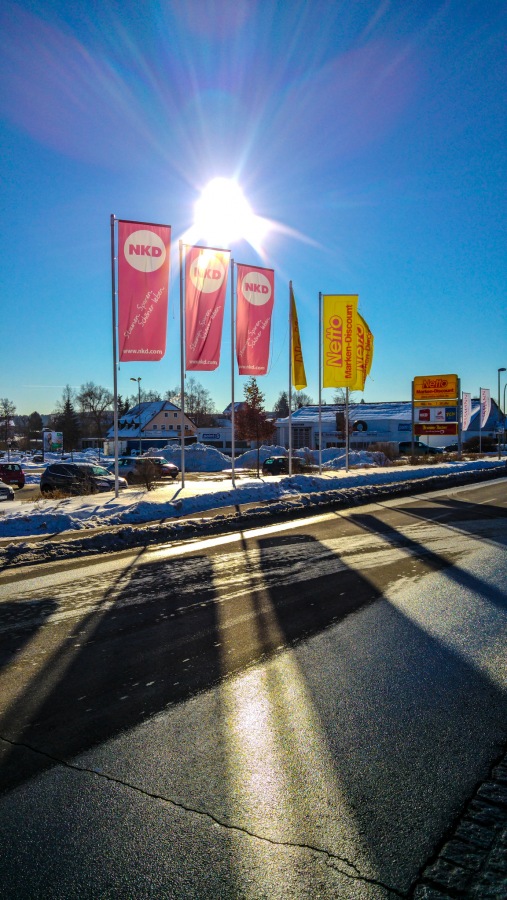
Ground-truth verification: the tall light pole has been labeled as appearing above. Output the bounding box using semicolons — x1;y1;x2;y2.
130;376;142;455
498;368;506;459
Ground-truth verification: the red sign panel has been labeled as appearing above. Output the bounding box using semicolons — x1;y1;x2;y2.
118;220;171;361
414;423;458;436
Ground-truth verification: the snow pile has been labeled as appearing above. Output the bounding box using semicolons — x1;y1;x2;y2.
0;457;504;540
159;442;230;472
235;445;291;467
327;450;390;468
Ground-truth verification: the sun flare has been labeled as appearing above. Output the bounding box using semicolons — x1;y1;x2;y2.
193;177;270;250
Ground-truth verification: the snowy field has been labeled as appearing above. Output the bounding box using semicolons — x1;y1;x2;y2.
0;444;504;541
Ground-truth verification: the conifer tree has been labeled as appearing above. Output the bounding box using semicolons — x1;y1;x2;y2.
236;378;276;476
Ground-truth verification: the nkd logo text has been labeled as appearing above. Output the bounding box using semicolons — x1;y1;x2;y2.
124;230;167;273
189;253;227;294
242;271;272;306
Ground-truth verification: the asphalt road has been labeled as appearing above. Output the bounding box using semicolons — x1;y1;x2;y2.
0;479;506;898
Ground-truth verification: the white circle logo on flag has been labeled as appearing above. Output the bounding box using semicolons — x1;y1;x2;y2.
242;271;272;306
189;254;226;293
124;230;166;272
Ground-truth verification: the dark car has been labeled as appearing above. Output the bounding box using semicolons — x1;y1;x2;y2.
0;462;25;489
398;441;443;456
262;456;310;475
110;456;179;484
442;442;459;452
40;462;128;496
0;479;15;501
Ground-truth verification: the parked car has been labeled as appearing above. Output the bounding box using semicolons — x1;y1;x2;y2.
40;462;128;495
262;456;310;475
0;462;25;489
31;453;44;463
0;479;15;501
398;441;443;456
442;442;459;452
109;456;179;484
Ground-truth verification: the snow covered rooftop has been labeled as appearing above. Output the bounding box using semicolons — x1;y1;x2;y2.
278;400;487;424
109;401;182;438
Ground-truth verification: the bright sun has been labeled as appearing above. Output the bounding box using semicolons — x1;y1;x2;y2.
193;177;269;250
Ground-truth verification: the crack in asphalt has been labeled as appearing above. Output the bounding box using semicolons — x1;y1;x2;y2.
0;733;405;896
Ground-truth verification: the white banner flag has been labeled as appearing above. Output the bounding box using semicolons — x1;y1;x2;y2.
462;392;472;431
480;388;491;428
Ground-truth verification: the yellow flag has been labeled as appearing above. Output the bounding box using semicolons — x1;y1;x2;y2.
322;294;358;388
290;286;307;390
350;313;374;390
364;318;374;378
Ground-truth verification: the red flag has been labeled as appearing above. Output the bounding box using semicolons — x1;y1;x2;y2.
118;220;171;362
185;246;230;370
236;264;274;376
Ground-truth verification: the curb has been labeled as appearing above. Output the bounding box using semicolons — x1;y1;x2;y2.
1;466;505;572
411;749;507;898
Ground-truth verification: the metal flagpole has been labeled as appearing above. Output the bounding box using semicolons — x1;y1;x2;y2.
318;291;322;474
230;260;236;487
458;379;462;460
110;214;119;498
179;241;185;488
479;387;482;453
289;281;293;476
345;387;349;472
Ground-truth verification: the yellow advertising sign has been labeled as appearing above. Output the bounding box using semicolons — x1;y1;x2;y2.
413;399;457;407
322;294;358;388
413;374;458;400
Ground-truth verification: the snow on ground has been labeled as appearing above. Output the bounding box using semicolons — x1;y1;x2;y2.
0;445;504;540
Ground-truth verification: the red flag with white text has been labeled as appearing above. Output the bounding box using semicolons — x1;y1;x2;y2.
462;392;472;431
236;264;274;376
480;388;491;428
185;246;230;370
118;220;171;361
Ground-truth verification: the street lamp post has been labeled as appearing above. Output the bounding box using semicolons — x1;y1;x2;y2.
130;377;142;455
498;368;506;459
504;382;507;449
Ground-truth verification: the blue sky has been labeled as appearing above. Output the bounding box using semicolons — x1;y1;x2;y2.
1;0;506;416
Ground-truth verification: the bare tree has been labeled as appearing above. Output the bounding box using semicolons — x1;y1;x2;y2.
165;377;215;425
293;390;313;409
76;382;113;438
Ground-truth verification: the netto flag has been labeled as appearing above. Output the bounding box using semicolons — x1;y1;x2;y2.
290;285;307;390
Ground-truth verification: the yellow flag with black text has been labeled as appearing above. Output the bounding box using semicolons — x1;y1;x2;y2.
322;294;358;388
350;313;374;390
290;286;307;390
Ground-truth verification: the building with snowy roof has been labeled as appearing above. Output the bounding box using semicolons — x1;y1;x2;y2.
275;399;502;451
105;401;197;454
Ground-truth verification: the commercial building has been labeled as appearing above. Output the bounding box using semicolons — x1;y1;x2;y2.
275;400;501;451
